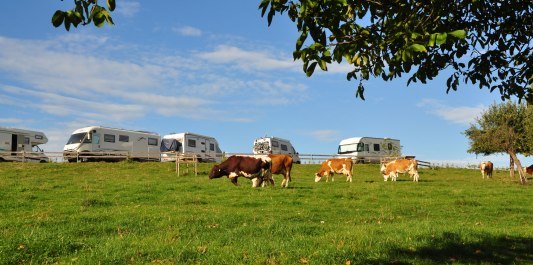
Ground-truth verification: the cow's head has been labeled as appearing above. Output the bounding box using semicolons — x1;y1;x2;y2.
209;164;224;179
380;163;387;174
314;172;322;182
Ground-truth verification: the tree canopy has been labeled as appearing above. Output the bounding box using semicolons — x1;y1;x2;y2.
464;101;531;184
260;0;532;103
52;0;115;31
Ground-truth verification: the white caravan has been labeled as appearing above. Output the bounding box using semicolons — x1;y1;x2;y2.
160;132;223;163
0;127;49;163
337;137;401;163
63;126;160;162
252;136;301;163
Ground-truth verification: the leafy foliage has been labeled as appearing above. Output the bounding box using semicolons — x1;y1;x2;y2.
52;0;115;31
260;0;532;103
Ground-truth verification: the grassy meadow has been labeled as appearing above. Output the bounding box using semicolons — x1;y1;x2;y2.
0;162;531;264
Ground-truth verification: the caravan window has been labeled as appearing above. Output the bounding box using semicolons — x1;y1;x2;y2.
374;144;380;151
338;143;357;154
281;144;288;151
188;139;196;147
104;134;115;143
365;144;369;152
24;137;30;145
210;143;215;151
388;143;393;150
67;133;91;144
119;135;129;142
148;138;158;146
35;135;43;140
271;141;279;148
357;143;365;152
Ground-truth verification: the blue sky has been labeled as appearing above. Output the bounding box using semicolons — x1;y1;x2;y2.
0;1;526;167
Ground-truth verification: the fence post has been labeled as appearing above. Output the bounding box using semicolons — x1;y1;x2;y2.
176;152;180;177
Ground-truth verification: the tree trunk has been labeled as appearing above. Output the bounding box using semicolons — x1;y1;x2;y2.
508;151;527;185
509;155;515;178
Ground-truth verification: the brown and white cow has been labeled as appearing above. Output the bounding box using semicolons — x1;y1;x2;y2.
479;161;493;179
266;154;293;188
380;159;419;182
526;164;533;175
209;155;272;187
314;158;353;182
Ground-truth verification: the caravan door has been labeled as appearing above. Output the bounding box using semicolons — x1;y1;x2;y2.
91;133;100;151
204;139;216;162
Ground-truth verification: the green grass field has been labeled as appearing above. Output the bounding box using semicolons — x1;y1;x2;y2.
0;162;531;264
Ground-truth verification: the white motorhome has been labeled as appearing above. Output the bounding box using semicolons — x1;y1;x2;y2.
252;136;301;163
160;132;223;163
337;137;401;163
63;126;160;162
0;127;49;163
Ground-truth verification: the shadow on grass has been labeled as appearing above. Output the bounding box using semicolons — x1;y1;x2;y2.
360;232;532;264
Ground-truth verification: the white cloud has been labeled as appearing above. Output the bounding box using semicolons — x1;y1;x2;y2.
417;99;485;125
197;45;298;71
308;130;340;142
115;1;140;17
0;34;311;131
173;26;202;37
0;118;24;124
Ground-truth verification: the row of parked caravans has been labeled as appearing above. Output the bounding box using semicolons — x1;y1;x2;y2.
0;126;402;163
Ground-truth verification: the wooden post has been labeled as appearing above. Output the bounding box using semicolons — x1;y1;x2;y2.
176;153;180;176
194;155;198;177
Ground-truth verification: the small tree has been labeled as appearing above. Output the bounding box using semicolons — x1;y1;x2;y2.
464;102;531;184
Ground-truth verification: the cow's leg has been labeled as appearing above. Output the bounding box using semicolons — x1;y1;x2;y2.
230;177;240;186
342;168;352;182
413;172;419;182
281;170;289;188
264;169;275;186
253;177;262;188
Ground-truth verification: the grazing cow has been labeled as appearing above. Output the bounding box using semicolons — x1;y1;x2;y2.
209;155;272;187
381;159;419;182
265;154;294;188
314;158;353;182
479;161;493;179
525;164;533;175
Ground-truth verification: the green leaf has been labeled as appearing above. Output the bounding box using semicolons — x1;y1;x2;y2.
428;34;436;47
93;11;106;27
64;17;71;31
107;0;116;12
436;33;447;45
296;32;308;51
306;62;318;77
51;10;65;28
448;30;466;39
319;59;327;71
409;43;427;53
100;10;114;25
